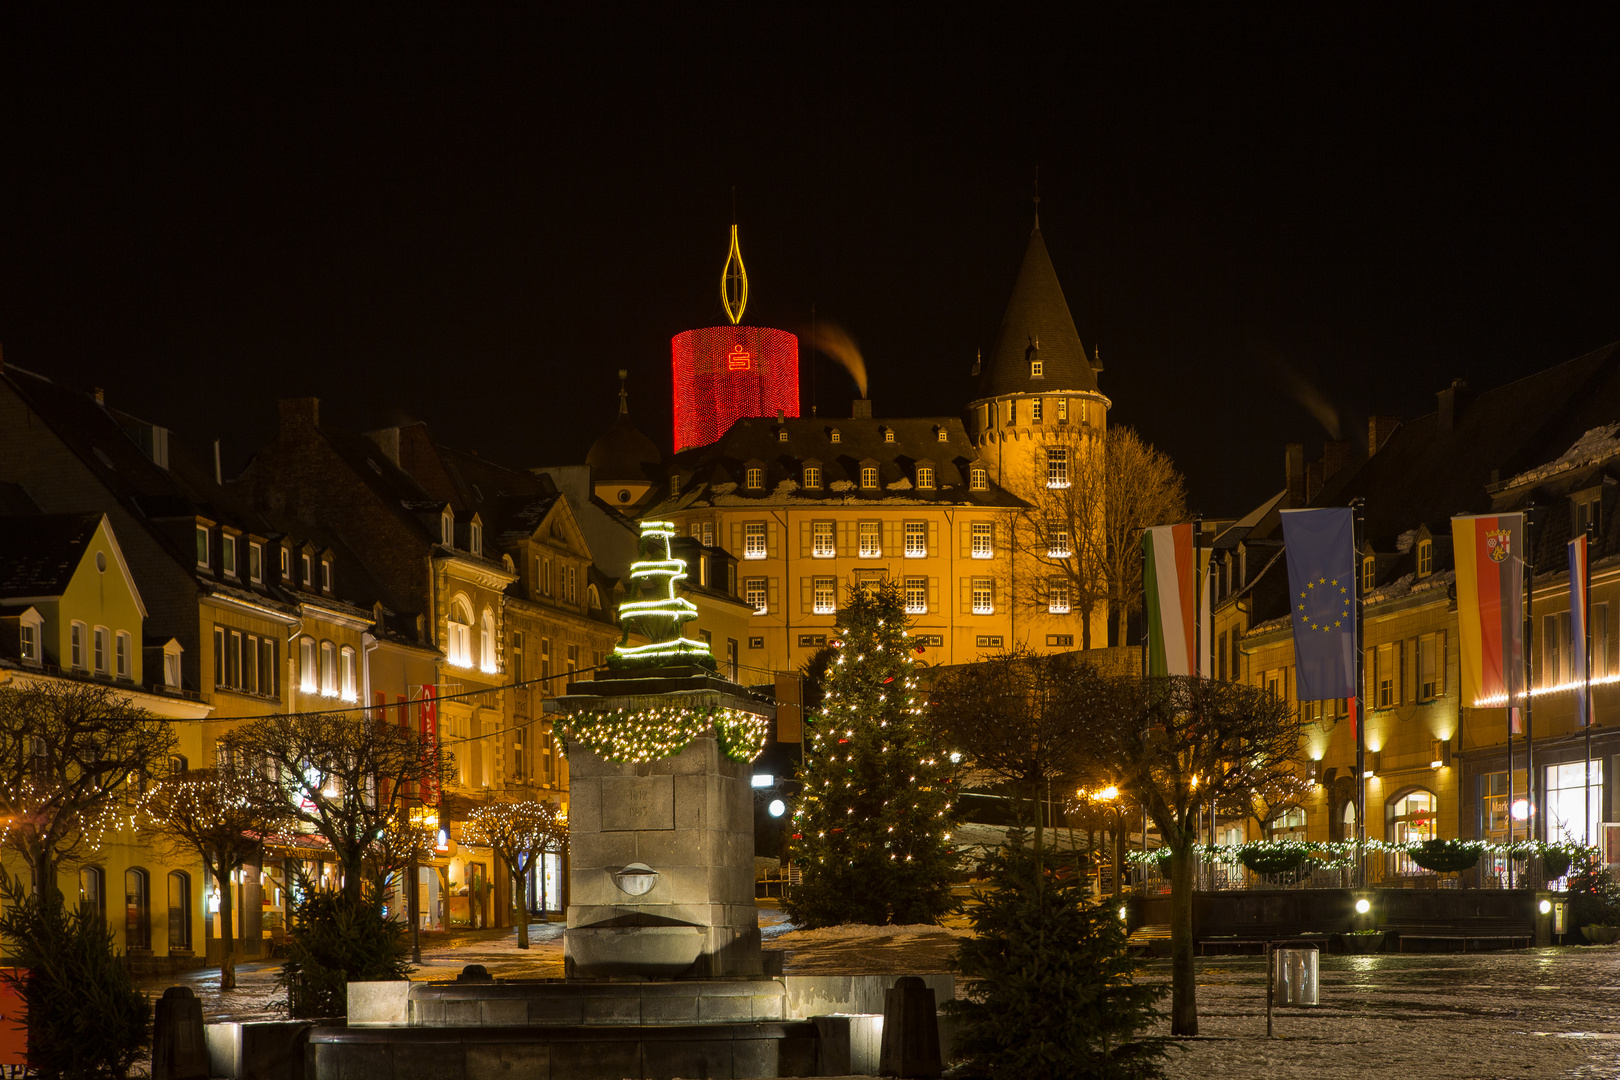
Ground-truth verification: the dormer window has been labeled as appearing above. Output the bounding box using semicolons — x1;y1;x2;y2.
470;520;483;556
220;534;237;578
884;429;895;444
1576;493;1603;537
321;558;333;593
1031;359;1043;378
671;475;681;496
778;430;788;443
248;542;264;584
441;510;454;546
804;465;822;489
1361;555;1375;594
861;466;878;489
279;546;291;579
916;465;935;489
746;467;763;490
969;466;987;491
17;610;41;665
1416;539;1433;577
830;430;841;444
195;525;210;569
937;428;948;442
301;552;313;588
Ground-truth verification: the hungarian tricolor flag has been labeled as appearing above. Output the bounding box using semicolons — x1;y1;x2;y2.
1571;534;1592;727
1452;513;1526;721
1144;524;1207;677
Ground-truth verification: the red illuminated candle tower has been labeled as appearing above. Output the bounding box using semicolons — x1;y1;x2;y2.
671;224;799;452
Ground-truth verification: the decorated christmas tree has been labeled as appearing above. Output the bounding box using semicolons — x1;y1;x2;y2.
785;580;957;927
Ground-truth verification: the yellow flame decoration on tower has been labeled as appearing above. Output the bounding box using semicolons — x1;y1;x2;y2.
721;224;748;325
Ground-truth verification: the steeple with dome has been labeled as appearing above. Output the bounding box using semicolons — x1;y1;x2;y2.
587;370;664;510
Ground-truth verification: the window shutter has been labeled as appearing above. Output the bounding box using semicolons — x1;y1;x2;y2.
960;523;972;558
731;523;742;558
929;576;939;607
801;578;812;615
839;521;853;553
885;521;899;553
768;578;779;611
960;578;971;615
766;521;778;557
799;521;811;558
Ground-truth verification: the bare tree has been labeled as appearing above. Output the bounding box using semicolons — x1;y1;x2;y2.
0;682;176;894
462;798;567;949
1067;670;1302;1036
1008;425;1185;649
362;808;437;904
1101;427;1187;647
142;765;288;989
222;711;452;902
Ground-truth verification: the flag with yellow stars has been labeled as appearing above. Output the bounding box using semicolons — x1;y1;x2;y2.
1280;508;1357;700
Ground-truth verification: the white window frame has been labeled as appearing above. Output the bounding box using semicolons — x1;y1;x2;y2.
972;578;994;615
248;542;263;584
115;630;132;679
861;466;878;489
1048;522;1072;558
916;466;935;489
812;577;837;614
441;511;454;546
19;618;39;664
745;578;768;615
858;521;881;558
904;521;927;558
1047;447;1070;489
1031;398;1043;422
812;521;836;558
971;521;994;559
93;626;109;674
340;646;357;701
195;526;210;569
448;605;473;668
480;610;497;674
470;521;483;556
1031;359;1043;377
744;523;767;559
319;640;337;697
70;621;86;669
321;558;332;593
164;645;182;689
1048;578;1071;614
804;466;822;489
301;552;313;587
969;467;987;491
746;467;763;490
1056;398;1068;422
904;577;928;614
299;636;317;693
220;534;237;578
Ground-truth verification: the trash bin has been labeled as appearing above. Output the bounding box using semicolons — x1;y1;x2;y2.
1273;945;1319;1006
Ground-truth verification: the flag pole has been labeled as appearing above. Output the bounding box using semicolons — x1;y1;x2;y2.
1525;506;1537;868
1584;527;1594;847
1352;498;1367;889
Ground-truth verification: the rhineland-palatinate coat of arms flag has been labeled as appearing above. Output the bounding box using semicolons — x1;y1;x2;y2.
1452;512;1527;722
1279;508;1358;701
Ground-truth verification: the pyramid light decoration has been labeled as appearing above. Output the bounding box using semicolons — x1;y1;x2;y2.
609;520;716;671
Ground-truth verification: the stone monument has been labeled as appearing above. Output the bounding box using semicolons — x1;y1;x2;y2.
550;519;774;978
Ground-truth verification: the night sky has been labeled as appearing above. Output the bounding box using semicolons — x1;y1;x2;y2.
2;10;1617;515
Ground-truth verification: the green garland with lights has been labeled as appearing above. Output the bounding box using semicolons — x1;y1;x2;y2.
1125;836;1594;872
561;705;770;764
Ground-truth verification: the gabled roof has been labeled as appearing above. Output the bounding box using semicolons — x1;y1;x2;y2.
654;415;1025;511
0;513;103;597
978;228;1099;400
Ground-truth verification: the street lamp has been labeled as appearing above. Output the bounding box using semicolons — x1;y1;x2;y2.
1093;785;1125;899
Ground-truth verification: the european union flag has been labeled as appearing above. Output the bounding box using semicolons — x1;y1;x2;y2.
1279;508;1357;700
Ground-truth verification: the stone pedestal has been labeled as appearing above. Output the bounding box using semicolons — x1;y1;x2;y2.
553;679;771;979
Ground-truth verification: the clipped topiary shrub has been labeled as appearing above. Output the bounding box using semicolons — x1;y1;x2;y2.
278;891;411;1017
1542;847;1574;880
1238;844;1309;876
1406;839;1482;874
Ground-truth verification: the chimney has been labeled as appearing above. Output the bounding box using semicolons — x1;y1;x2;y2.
278;397;320;435
213;439;222;485
1305;460;1324;503
1285;443;1306;507
776;409;785;422
1436;378;1469;434
365;427;401;466
1323;439;1354;483
851;399;872;419
1367;415;1399;455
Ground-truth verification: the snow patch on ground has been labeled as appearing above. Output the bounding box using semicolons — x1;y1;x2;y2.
771;922;972;944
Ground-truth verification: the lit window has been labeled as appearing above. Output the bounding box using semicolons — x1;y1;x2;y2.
116;631;132;679
778;430;788;443
1009;399;1017;424
969;467;987;491
1048;522;1072;558
93;626;108;674
884;429;895;443
804;466;821;489
859;521;881;558
195;526;209;568
916;466;934;489
1031;399;1043;423
1056;398;1068;422
1361;556;1375;594
441;511;454;546
321;559;332;593
1031;359;1043;378
19;621;37;663
221;535;236;577
447;602;473;668
279;546;290;578
164;646;182;689
746;578;768;615
744;523;767;559
813;577;837;614
301;553;312;587
972;578;994;614
299;636;317;692
470;521;482;556
904;521;927;557
480;610;497;674
1048;578;1071;614
861;466;878;488
938;428;948;442
1417;540;1433;576
830;430;841;444
70;621;86;669
319;641;337;696
340;646;357;701
812;521;836;558
746;467;763;490
248;542;263;584
971;522;994;558
1047;447;1070;488
904;577;928;614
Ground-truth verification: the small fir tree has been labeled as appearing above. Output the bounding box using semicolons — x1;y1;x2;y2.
947;830;1167;1080
786;581;956;927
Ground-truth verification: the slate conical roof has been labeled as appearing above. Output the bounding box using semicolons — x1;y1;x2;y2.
980;227;1099;399
586;395;663;484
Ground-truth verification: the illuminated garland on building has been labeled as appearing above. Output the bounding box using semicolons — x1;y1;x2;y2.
1125;836;1594;870
562;705;770;763
610;520;716;671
